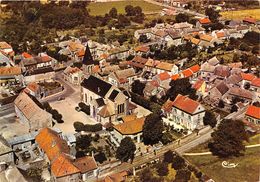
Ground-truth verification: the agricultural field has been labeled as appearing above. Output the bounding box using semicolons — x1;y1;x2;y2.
220;9;260;20
184;134;260;182
87;0;163;16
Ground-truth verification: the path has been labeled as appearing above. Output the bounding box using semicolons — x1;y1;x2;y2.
183;144;260;156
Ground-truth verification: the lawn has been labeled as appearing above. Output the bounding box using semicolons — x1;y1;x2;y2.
185;147;260;182
87;0;163;16
220;9;260;20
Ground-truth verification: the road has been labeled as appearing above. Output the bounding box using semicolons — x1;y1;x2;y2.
144;0;205;17
96;127;213;180
40;71;76;103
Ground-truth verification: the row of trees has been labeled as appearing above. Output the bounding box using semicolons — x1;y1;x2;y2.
42;102;64;123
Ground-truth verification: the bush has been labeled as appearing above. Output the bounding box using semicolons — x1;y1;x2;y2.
74;121;85;132
94;152;107;164
78;102;90;115
84;123;103;132
156;162;169;176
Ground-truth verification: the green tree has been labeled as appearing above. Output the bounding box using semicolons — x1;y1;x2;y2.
203;110;217;128
143;113;164;145
109;7;118;18
205;7;220;23
125;5;134;16
156;162;169;176
208;119;248;158
172;155;186;170
131;80;145;96
116;137;136;162
175;13;189;23
163;150;174;163
174;168;191;182
76;134;92;151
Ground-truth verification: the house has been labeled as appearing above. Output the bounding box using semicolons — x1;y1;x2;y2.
192;79;206;96
226;87;254;104
155;62;178;75
103;171;128;182
108;46;130;60
0;41;14;56
208;56;219;66
0;165;27;182
25;82;42;98
24;67;55;83
14;92;52;131
63;66;84;85
134;45;150;56
0;67;23;86
36;128;98;181
208;81;229;103
166;30;182;47
214;65;231;79
226;73;243;87
111;115;145;146
144;58;160;75
243;17;256;24
162;94;205;131
196;17;211;27
129;56;148;71
108;68;136;89
250;78;260;99
180;64;200;80
143;80;159;98
245;105;260;125
201;63;215;81
241;73;256;87
134;29;152;40
0;139;13;164
81;75;132;124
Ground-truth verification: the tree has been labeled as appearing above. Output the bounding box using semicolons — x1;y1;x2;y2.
131;80;145;96
125;5;134;16
156;162;169;176
239;43;250;51
143;113;164;145
74;121;85;132
163;150;174;163
231;104;238;113
76;134;92;151
139;168;163;182
203;110;217;128
161;132;173;145
116;137;136;162
218;99;225;108
94;152;107;164
172;155;186;170
166;78;197;101
205;7;220;23
175;13;189;23
109;7;117;18
139;34;149;43
208;119;248;158
174;168;191;182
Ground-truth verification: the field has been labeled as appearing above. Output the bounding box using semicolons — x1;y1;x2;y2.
185;147;260;182
87;0;163;16
184;134;260;182
220;9;260;20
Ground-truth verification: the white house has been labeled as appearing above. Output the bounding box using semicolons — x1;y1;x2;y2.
63;66;84;85
162;94;205;131
245;105;260;125
108;68;136;89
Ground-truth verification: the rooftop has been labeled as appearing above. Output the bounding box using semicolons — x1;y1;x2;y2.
114;117;145;135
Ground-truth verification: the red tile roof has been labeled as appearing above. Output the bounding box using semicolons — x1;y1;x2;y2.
241;73;256;81
199;18;211;24
27;82;40;93
35;128;70;162
189;64;200;73
114;117;145;135
22;52;32;58
192;79;204;90
251;78;260;87
246;105;260;119
135;46;150;53
162;99;173;113
172;94;201;114
171;74;179;80
73;156;97;173
216;32;225;38
243;17;256;24
181;69;193;78
158;72;171;81
51;153;80;178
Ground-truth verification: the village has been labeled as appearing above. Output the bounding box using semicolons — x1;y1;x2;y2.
0;0;259;182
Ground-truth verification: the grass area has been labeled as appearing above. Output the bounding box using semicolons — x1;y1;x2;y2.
245;133;260;145
217;53;234;64
87;0;163;16
220;9;260;20
185;147;260;182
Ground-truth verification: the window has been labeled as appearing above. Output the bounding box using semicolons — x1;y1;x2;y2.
188;115;191;120
181;112;184;117
117;104;125;114
85;94;87;103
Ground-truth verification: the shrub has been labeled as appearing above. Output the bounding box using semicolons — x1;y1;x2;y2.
84;123;102;132
74;121;85;132
78;102;90;115
156;162;169;176
94;152;107;164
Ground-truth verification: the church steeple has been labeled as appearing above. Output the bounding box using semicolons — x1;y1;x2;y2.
83;44;97;65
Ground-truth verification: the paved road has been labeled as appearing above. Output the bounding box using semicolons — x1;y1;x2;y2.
40;71;76;103
0;107;15;117
96;128;213;180
144;0;205;17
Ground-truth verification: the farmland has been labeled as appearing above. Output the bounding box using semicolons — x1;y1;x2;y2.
87;0;163;16
220;9;260;20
